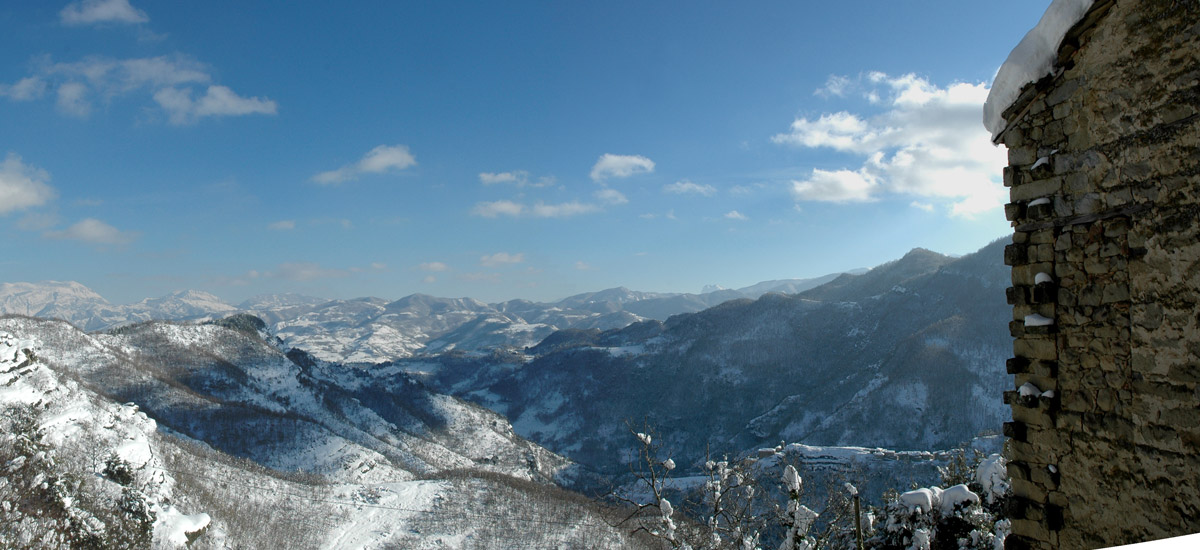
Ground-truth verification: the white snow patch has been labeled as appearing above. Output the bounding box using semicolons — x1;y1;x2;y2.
976;454;1010;504
154;505;211;547
1024;313;1054;326
1018;382;1043;398
899;487;939;514
939;484;980;515
1034;272;1054;284
1028;197;1051;207
983;0;1097;138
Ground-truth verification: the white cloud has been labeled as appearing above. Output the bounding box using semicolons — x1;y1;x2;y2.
590;154;655;182
60;0;149;26
4;55;277;124
471;199;600;219
56;82;90;117
531;201;598;218
724;210;748;221
574;261;592;271
0;77;46;101
910;201;934;212
268;220;295;230
311;144;416;184
815;74;852;97
663;180;716;196
479;171;526;185
773;72;1007;217
0;153;57;215
44;218;137;245
471;200;525;218
155;85;277;125
418;261;448;272
594;188;628;205
479;171;555;188
791;168;878;203
480;252;524;267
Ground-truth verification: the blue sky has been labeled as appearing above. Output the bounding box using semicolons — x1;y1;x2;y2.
1;0;1047;304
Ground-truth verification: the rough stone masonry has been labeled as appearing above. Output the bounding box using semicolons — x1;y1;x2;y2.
994;1;1200;549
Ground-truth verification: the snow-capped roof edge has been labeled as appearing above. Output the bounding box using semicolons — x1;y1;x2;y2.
983;0;1110;142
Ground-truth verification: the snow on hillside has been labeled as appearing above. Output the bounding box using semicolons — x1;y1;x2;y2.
0;317;640;548
1;329;211;547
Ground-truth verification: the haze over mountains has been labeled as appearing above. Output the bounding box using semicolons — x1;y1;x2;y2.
397;240;1011;474
0;271;860;364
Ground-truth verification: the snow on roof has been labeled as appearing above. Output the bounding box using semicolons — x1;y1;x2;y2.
983;0;1097;139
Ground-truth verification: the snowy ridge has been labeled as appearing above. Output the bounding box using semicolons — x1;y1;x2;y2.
1;316;636;548
1;330;210;547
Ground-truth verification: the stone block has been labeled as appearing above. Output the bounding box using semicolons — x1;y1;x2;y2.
1013;177;1065;202
1005;420;1028;442
1015;337;1058;361
1006;243;1028;266
1008;286;1028;305
1006;202;1025;221
1008;356;1031;374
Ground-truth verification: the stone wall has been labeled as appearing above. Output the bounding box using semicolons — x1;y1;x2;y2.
996;1;1200;548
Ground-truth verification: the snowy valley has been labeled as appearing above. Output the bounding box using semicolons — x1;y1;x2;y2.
1;240;1013;549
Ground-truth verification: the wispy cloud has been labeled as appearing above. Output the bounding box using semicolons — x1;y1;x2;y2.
154;85;276;125
773;72;1006;217
724;210;748;221
1;54;276;124
0;153;57;215
530;201;598;218
480;252;524;267
60;0;148;26
663;180;716;197
815;74;852;98
574;261;593;271
471;200;525;218
267;220;295;230
593;188;628;205
478;170;555;188
44;218;137;245
590;153;655;182
0;77;47;101
312;144;416;185
471;199;600;219
418;261;449;272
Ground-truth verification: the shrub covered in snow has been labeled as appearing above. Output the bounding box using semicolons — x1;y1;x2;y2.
868;452;1010;550
0;403;156;550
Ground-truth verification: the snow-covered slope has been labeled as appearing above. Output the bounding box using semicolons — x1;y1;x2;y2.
0;315;636;548
402;240;1012;477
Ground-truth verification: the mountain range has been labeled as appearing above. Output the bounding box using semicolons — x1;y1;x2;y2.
0;272;860;364
390;241;1012;477
0;239;1014;547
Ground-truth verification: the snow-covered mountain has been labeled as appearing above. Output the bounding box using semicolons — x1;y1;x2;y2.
1;269;865;365
0;282;240;331
0;315;635;548
396;240;1012;476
